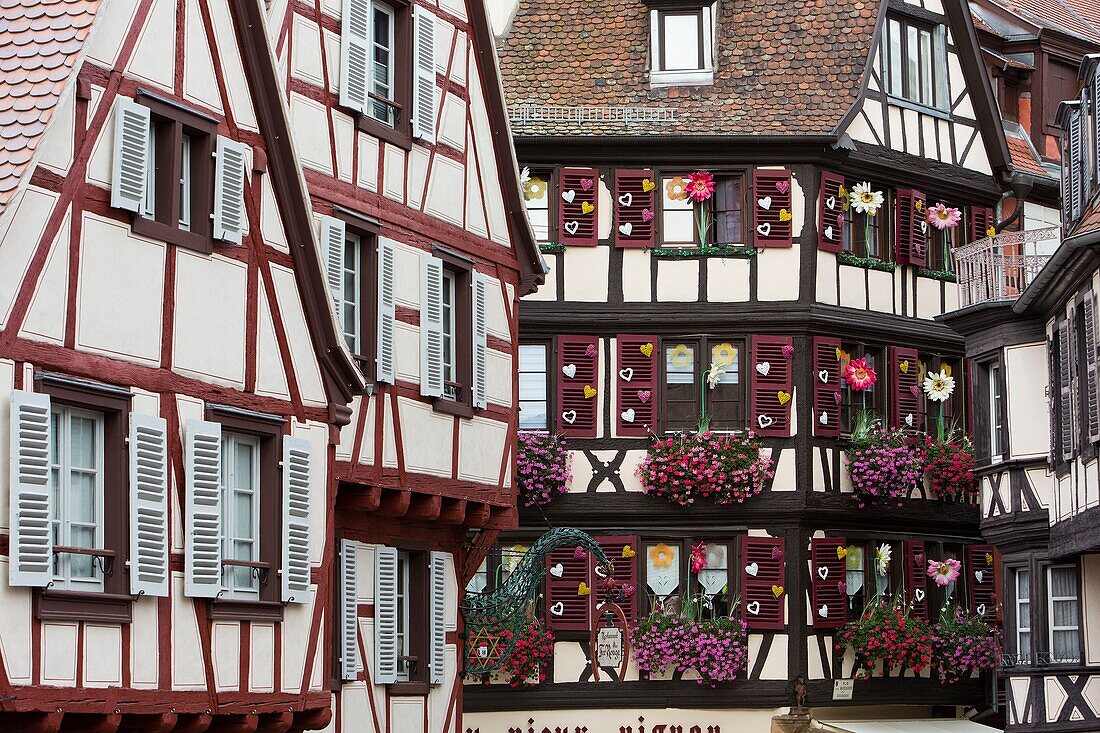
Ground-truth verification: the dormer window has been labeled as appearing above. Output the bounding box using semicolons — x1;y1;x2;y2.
882;14;948;111
648;4;715;87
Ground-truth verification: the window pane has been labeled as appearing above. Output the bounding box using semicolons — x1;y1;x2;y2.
70;416;96;469
666;343;696;384
919;29;933;106
234;441;254;491
1053;630;1080;660
1050;566;1077;596
906;25;919;101
519;344;547;372
371;6;395;123
661;13;701;71
889;19;902;95
714;177;743;244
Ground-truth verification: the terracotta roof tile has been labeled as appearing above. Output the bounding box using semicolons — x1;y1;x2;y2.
1006;128;1055;178
0;0;102;214
498;0;878;136
1070;196;1100;238
985;0;1100;44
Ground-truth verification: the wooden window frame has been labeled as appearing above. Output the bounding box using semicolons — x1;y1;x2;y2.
133;91;218;254
841;182;892;260
927;212;960;272
205;408;285;622
1043;562;1083;665
832;536;905;619
518;339;553;432
1006;564;1032;666
656;9;705;72
655;170;748;248
838;343;888;437
34;376;132;624
1075;297;1096;462
638;535;738;620
332;208;381;380
658;336;747;434
882;13;947;112
431;248;474;418
353;0;415;151
657;171;700;247
917;353;964;435
521;167;555;244
394;549;431;685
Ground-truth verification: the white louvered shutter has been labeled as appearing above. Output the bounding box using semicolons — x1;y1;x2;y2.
184;420;223;598
213;136;247;244
472;273;488;410
128;413;169;597
1094;70;1100;187
339;539;362;680
420;256;445;398
281;436;312;603
339;0;371;113
411;6;437;142
1069;110;1083;222
8;390;52;587
374;545;399;684
377;239;396;384
110;98;151;213
1059;321;1074;462
320;215;346;317
429;551;448;685
1087;293;1100;443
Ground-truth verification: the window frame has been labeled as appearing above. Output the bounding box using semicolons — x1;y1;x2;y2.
219;430;264;601
331;207;381;380
841;182;892;260
987;359;1007;462
1045;563;1082;665
648;4;715;86
518;339;553;432
521;168;554;243
394;549;431;687
838;343;888;437
430;248;474;417
1013;566;1032;665
927;209;960;272
132;91;219;254
659;336;747;434
917;353;964;436
638;534;738;620
882;13;949;112
48;404;107;593
352;0;415;151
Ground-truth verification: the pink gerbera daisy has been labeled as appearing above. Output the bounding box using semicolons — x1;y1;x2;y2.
927;203;962;230
843;358;877;391
926;558;962;587
684;172;716;203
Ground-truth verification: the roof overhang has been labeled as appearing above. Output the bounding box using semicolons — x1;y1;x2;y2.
820;720;1002;733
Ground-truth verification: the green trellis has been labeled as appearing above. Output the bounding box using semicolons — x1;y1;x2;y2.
461;528;610;675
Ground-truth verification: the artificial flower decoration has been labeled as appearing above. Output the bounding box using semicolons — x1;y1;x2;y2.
712;342;736;367
927;558;962;587
649;543;676;568
844;358;878;391
874;543;892;576
519;166;531;187
927;203;962;230
503;544;529;572
704;543;726;569
684;171;716;202
690;542;708;573
850;182;884;216
666;176;689;201
838;184;850;211
923;369;956;403
985;226;997;237
706;361;726;390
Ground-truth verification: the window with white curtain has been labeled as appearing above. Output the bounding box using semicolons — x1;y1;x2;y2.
221;432;262;599
49;406;106;591
1047;565;1081;663
649;5;715;85
396;551;412;681
370;3;397;125
518;343;549;430
341;231;361;354
1015;568;1030;663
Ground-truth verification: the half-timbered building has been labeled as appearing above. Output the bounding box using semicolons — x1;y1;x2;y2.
466;0;1020;729
943;53;1100;731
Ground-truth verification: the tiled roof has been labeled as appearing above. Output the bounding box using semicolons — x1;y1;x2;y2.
1005;126;1055;178
985;0;1100;45
1070;196;1100;238
0;0;102;214
498;0;879;136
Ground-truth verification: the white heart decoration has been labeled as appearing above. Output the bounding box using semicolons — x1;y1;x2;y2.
618;222;633;236
562;410;577;424
757;414;774;429
826;195;836;210
819;411;828;425
920;220;928;234
758;196;773;210
550;601;565;616
905;413;914;427
564;221;580;235
550;563;564;577
596;602;605;611
818;369;829;384
594;565;608;578
977;603;987;616
914;588;926;602
756;362;771;376
618;193;633;207
824;225;834;240
819;605;829;618
756;222;772;237
562;189;576;203
619;367;634;382
746;601;761;616
621;408;636;423
562;364;577;378
817;566;829;581
974;570;983;583
745;562;759;577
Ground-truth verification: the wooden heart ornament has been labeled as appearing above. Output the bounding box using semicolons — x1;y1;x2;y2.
818;369;830;383
836;546;848;559
771;585;784;599
819;411;829;425
775;180;790;195
914;588;925;602
747;601;761;615
777;391;791;405
622;545;636;558
580;178;594;191
562;410;577;424
826;195;836;210
585;344;597;357
745;562;759;577
641;178;656;192
562;189;576;203
976;603;987;616
618;222;633;236
564;221;579;235
550;563;564;577
639;342;654;357
899;360;910;374
581;202;595;215
618;193;633;207
637;390;652;404
779;208;792;222
577;582;591;596
818;605;829;618
562;364;577;378
550;601;565;616
824;225;834;240
583;385;597;399
817;566;829;581
756;361;771;376
756;223;772;237
757;414;774;429
758;196;773;210
621;408;636;423
833;391;842;405
619;367;634;382
974;570;984;583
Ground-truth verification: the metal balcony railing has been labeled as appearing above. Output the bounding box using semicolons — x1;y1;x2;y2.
952;227;1060;308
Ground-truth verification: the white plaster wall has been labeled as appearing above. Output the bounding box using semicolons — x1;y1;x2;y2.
757;246;801;301
131;595;159;687
0;188;58;330
20;208;70;345
563;247;609;302
183;0;223;113
816;251;839;305
915;276;941;319
468;708;782;733
457;416;508;484
126;0;176;92
281;587;317;693
213;622;241;691
173;252;248;386
251;623;276;692
1005;343;1050;459
424;156;466;227
656;259;698;302
269;263;328;406
171;573;206;689
290;92;334;175
398;397;454;477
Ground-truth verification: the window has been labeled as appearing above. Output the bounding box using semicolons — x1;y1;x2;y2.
519;342;550;430
643;537;734;617
340;232;362;354
441;269;458;391
1047;565;1081;663
649;6;715;85
841;540;901;617
49;405;106;592
660;173;746;246
839;344;886;435
661;175;697;246
927;212;959;272
396;551;412;681
989;362;1006;460
1015;568;1031;663
918;355;963;435
220;432;262;600
883;15;947;109
842;184;890;259
422;251;479;416
370;3;397;125
662;338;745;433
521;169;552;242
713;175;746;245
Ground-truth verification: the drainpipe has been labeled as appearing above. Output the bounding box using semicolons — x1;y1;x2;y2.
993;175;1035;234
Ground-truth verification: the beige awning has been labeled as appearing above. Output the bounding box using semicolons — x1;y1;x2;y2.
820;721;1001;733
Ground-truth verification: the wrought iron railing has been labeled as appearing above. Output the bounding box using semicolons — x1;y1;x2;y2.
952;227;1059;308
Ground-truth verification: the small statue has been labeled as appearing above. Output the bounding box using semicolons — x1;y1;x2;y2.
793;676;808;712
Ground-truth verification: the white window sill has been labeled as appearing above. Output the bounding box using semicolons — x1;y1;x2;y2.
650;69;714;87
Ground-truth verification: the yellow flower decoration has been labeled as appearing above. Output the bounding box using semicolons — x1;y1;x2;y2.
986;226;997;237
649;543;676;568
940;364;952;377
669;344;693;368
711;342;736;368
666;176;689;202
523;176;547;201
503;544;528;572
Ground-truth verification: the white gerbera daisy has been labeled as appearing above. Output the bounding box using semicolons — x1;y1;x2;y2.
923;369;955;402
875;543;892;576
850;181;884;216
706;361;726;390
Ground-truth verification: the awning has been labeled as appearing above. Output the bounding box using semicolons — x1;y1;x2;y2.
821;721;1001;733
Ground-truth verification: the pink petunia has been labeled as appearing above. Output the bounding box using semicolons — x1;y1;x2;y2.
684;172;716;203
844;357;877;391
926;558;961;587
926;203;962;231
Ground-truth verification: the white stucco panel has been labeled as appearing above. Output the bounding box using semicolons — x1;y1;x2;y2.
486;349;512;408
83;625;123;688
424;154;466;227
407;145;431;211
250;623;276;692
126;0;176;92
398;397;454;477
36;88;74;175
281;588;316;692
291;92;335;175
0;558;32;683
41;622;78;686
357;132;380;192
458;416;508;485
383;145;407;203
707;256;750;302
757;245;800;301
207;0;259;131
465;138;488;237
171;573;206;689
183;0;224;113
333;109;356;184
173;252;248;387
131;596;159;688
562;247;609;302
269;263;328;406
254;284;291;400
0;187;58;330
20;207;70;345
86;0;139;67
291;13;325;86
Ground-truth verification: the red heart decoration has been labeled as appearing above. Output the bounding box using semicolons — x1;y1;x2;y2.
641;208;654;222
775;180;790;195
781;344;794;359
910;385;920;397
580;178;594;191
833;391;842;405
584;344;597;357
637;390;652;404
574;547;587;559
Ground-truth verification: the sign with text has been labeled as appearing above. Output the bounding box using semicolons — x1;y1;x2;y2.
832;679;854;701
596;627;623;668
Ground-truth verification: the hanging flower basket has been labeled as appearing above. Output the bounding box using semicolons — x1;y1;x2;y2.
931;607;1000;684
516;432;572;508
846;427;924;506
472;621;554;687
636;431;774;507
923;435;978;502
837;596;934;675
632;609;749;685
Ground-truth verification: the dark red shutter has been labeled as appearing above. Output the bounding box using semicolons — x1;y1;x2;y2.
968;206;994;243
966;545;997;622
740;536;786;630
556;335;599;437
559;168;599;246
594;535;638;626
903;540;929;619
818;172;844;253
895;189;927;266
753;168;793;248
750;335;793;437
545;545;589;631
616;335;658;437
614;170;656;248
888;346;921;430
810;537;847;629
813;336;842;438
909;190;927;266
